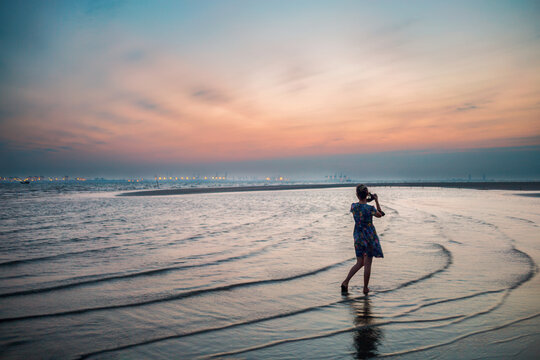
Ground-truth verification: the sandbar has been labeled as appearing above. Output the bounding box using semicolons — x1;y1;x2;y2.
118;181;540;196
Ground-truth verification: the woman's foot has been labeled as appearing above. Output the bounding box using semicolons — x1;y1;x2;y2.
363;286;370;295
341;282;348;292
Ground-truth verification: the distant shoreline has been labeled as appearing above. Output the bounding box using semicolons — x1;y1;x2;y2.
118;181;540;196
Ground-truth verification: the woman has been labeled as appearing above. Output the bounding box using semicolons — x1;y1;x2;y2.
341;184;384;295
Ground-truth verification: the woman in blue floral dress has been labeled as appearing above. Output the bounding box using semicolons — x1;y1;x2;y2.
341;184;384;295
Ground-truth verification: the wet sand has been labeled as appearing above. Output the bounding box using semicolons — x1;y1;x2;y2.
118;181;540;196
514;192;540;197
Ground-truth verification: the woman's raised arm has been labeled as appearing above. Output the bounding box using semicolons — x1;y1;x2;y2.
373;194;385;217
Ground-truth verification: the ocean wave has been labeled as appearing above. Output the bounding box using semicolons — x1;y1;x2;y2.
0;245;122;268
378;312;540;358
199;313;472;359
438;211;538;289
0;225;317;298
378;243;452;294
0;258;352;323
0;241;285;298
198;308;540;359
392;288;507;318
505;215;538;226
75;244;454;359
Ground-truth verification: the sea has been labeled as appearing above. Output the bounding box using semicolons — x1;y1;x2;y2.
0;181;539;359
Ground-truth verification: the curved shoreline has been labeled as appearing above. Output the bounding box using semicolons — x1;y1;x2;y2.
118;181;540;196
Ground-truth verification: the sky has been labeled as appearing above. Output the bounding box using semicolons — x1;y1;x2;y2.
1;0;539;179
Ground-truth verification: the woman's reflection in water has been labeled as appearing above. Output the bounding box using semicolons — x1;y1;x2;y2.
347;295;383;359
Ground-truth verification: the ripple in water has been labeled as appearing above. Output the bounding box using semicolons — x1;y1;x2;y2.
0;186;538;359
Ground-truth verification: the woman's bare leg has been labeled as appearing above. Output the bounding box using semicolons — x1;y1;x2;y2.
363;256;373;294
342;257;364;287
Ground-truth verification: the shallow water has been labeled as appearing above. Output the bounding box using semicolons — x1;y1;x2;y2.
0;185;539;359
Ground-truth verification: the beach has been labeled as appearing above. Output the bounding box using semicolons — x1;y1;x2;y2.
118;181;540;197
2;0;540;358
0;184;539;359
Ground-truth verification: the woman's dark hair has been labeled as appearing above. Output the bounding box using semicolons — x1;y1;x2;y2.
356;184;368;200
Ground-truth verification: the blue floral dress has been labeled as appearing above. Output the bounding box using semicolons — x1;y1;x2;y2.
350;203;383;258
